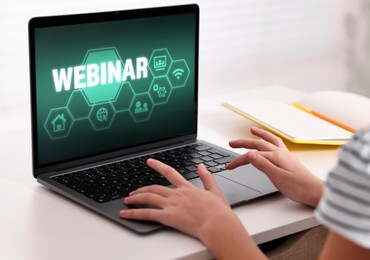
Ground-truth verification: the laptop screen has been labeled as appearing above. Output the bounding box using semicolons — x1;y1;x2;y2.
30;5;198;168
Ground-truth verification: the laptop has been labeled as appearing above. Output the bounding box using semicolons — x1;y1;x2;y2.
29;4;277;233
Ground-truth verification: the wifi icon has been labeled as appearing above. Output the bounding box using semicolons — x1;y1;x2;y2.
172;68;184;79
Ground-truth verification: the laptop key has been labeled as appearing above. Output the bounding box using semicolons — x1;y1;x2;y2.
51;142;237;204
191;158;203;164
209;153;223;159
186;165;198;172
205;161;218;167
189;152;202;158
198;151;211;156
182;172;198;180
214;156;234;164
207;167;222;173
110;194;122;201
194;145;210;151
200;156;213;162
178;168;190;175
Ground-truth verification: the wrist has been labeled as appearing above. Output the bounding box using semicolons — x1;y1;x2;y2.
198;210;266;260
197;208;232;247
307;178;324;208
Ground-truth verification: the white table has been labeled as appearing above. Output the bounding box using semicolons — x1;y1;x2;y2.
0;86;339;260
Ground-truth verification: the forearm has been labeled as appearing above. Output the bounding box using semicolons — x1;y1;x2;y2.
320;231;370;260
198;211;266;260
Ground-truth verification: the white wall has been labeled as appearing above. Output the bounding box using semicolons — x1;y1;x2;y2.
345;0;370;97
0;0;367;108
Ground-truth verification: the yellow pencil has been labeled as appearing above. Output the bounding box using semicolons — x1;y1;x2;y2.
292;102;356;133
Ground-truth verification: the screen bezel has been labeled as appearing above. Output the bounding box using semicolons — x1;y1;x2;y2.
29;4;199;177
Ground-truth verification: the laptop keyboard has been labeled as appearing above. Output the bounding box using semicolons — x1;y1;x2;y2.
51;143;235;203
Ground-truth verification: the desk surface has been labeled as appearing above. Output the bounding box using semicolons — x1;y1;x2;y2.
0;86;340;260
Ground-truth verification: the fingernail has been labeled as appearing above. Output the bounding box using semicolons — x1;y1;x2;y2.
200;163;208;171
197;163;206;173
248;151;257;161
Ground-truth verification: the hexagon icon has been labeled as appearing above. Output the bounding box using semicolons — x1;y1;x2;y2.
129;93;154;122
167;59;190;88
67;90;91;120
149;77;173;105
81;47;124;104
113;82;135;112
88;102;116;131
129;72;153;94
148;48;172;78
44;107;74;140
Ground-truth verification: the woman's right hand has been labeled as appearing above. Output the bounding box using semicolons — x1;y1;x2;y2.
226;127;324;208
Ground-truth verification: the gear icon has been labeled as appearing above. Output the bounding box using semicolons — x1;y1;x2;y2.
158;87;167;97
149;77;172;105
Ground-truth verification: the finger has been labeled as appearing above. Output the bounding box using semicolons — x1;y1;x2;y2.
120;208;163;223
197;164;217;191
147;158;189;188
124;192;167;209
226;150;284;170
129;184;172;197
229;138;276;151
250;127;286;149
247;151;287;181
255;151;283;166
198;164;228;203
226;151;255;170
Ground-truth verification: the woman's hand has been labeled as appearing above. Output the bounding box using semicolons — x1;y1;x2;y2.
120;159;231;238
226;127;323;208
120;158;266;260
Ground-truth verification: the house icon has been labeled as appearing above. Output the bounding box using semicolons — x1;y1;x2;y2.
51;114;67;133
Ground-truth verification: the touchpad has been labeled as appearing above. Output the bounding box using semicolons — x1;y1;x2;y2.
189;175;261;206
216;164;278;194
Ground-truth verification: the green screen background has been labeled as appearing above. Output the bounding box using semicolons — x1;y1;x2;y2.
35;13;196;166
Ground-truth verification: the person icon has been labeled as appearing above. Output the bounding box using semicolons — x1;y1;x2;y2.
134;101;142;114
143;102;148;112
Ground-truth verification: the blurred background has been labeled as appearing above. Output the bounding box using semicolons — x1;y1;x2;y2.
1;0;370;131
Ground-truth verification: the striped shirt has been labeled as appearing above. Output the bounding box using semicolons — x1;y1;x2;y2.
315;127;370;249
